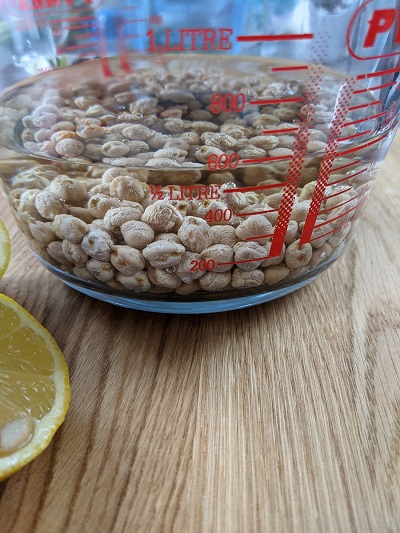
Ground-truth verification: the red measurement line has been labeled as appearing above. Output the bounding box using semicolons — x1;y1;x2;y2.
328;171;367;186
329;159;361;173
236;33;314;42
249;97;303;105
237;208;279;217
63;43;98;51
348;100;380;111
246;233;274;241
223;182;287;194
75;33;98;40
51;15;96;23
55;24;97;32
263;127;299;135
242;156;293;164
338;129;371;142
335;134;385;157
353;81;396;94
271;65;309;72
309;225;341;242
217;255;270;267
357;65;400;80
319;195;357;215
345;112;387;126
38;8;86;15
324;187;353;200
315;203;361;228
117;18;132;74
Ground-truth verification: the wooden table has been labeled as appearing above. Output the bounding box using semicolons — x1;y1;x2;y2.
0;135;399;533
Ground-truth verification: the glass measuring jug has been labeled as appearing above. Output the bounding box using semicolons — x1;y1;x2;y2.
0;0;399;313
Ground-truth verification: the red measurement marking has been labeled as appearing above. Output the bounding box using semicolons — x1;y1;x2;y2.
62;43;98;51
208;152;239;170
335;134;385;157
328;167;368;186
345;112;387;126
338;129;371;142
51;15;96;23
323;187;353;200
300;80;356;246
75;33;98;40
217;255;270;267
39;8;87;15
262;127;299;135
242;155;293;164
271;65;309;72
117;17;132;73
249;97;303;105
329;159;361;173
309;226;339;242
237;208;279;217
353;81;396;94
314;201;363;228
236;33;314;42
348;100;380;111
97;18;113;77
245;234;274;241
357;65;400;80
319;195;358;215
210;93;245;114
223;182;287;194
63;24;97;31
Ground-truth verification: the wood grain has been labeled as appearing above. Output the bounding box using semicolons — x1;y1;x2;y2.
0;135;399;533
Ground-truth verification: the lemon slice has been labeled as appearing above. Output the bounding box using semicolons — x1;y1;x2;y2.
0;220;11;279
0;295;70;480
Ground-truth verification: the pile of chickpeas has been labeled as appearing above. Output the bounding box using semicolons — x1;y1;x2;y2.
0;62;372;297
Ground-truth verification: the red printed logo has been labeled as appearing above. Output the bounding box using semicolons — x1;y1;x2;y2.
346;0;400;60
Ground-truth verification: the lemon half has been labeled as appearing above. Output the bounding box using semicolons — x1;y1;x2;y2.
0;295;70;480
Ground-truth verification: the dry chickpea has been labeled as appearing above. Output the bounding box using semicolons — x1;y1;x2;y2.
73;265;96;281
87;194;121;218
285;240;313;269
120;220;154;250
28;220;56;246
86;258;115;282
47;241;73;266
263;265;290;284
109;176;147;203
178;216;214;253
200;244;233;273
198;271;231;291
233;241;267;271
235;215;273;245
147;265;182;289
231;268;264;288
110;245;145;275
103;205;143;231
49;175;88;206
35;190;68;220
62;240;88;265
52;214;89;243
141;201;183;232
142;240;185;268
116;271;152;292
81;229;114;261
